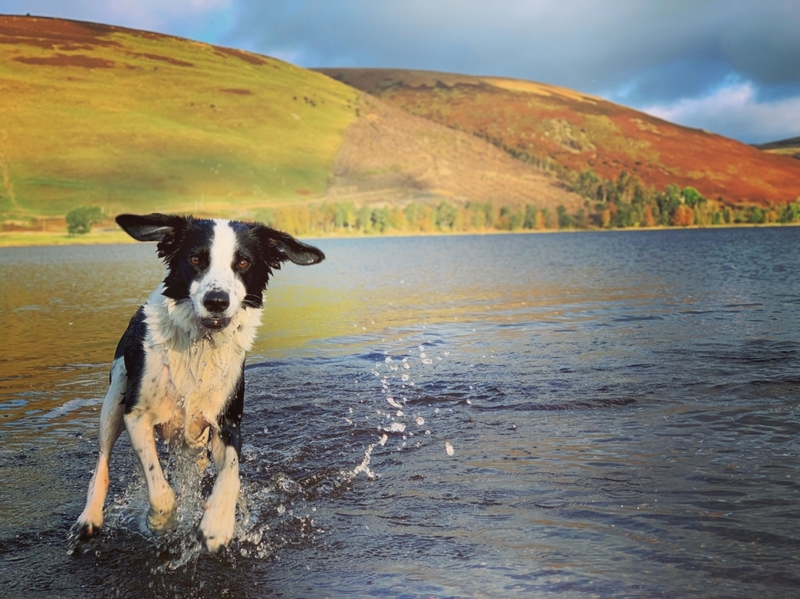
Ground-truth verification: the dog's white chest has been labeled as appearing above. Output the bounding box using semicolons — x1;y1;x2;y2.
132;292;261;446
138;336;244;445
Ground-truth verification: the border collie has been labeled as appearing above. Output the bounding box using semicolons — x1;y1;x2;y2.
73;213;324;552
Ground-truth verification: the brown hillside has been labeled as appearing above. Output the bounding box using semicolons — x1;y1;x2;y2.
328;93;585;211
317;68;800;206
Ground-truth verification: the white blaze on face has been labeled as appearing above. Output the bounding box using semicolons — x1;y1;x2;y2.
191;220;246;319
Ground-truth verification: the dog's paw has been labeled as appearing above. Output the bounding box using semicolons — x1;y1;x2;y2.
198;504;235;552
147;503;178;534
71;519;102;543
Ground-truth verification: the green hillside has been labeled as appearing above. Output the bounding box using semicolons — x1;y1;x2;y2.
0;15;360;222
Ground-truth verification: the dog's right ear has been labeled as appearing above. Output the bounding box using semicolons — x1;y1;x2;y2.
116;213;186;242
116;213;189;259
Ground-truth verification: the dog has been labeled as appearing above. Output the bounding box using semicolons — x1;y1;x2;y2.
73;213;324;552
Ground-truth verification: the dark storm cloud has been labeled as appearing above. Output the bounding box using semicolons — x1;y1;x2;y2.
227;0;800;105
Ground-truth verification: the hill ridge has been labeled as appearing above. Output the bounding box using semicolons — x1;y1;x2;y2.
318;67;800;205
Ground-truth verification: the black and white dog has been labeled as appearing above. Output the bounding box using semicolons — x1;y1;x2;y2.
74;213;324;552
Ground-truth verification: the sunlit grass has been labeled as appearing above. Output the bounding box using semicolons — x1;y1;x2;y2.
0;17;360;220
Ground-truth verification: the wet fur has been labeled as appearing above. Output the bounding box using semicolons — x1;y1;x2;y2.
73;213;324;552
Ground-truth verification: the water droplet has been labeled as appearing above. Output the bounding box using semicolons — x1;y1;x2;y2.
384;422;406;433
386;396;403;409
401;374;409;382
445;442;455;456
415;416;425;426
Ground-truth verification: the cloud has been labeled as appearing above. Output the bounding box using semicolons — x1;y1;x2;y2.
643;80;800;144
225;0;800;101
221;0;800;142
6;0;800;141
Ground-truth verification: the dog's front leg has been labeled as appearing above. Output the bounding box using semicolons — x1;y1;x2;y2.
124;411;177;533
199;371;244;552
74;359;127;540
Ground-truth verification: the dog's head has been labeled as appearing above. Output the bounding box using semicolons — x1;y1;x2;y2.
116;213;325;331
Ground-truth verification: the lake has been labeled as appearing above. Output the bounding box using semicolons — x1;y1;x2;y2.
1;228;800;598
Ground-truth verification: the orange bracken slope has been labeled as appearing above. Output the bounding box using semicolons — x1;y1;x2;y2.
317;68;800;206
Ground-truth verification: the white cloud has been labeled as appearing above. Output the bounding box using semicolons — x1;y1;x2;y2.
642;81;800;144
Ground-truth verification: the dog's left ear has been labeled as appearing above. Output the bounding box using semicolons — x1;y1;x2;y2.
255;226;325;266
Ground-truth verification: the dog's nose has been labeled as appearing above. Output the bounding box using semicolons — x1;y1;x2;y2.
203;290;230;314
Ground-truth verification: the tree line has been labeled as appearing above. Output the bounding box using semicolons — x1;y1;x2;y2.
61;167;800;237
256;170;800;236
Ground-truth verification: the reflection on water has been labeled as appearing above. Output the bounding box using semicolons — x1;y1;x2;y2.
2;228;800;598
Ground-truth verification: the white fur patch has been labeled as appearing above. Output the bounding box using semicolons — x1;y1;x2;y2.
199;440;241;551
192;220;246;321
136;286;262;444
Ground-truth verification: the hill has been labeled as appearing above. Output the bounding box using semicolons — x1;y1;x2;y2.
317;68;800;207
756;137;800;160
0;15;359;222
0;15;582;233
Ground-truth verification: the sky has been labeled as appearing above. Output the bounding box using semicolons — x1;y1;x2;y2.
5;0;800;144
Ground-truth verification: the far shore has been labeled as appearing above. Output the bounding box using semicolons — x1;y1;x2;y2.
1;221;797;249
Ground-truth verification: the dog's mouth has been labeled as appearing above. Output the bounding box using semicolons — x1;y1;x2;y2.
200;316;231;331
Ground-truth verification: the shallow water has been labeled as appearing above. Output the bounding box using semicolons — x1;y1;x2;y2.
2;228;800;598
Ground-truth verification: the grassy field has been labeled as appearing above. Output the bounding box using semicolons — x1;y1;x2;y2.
0;16;360;222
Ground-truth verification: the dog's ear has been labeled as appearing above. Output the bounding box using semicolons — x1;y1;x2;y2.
116;213;186;242
116;213;190;260
255;226;325;266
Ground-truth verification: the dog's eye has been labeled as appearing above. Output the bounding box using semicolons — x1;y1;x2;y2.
189;255;201;266
236;259;251;270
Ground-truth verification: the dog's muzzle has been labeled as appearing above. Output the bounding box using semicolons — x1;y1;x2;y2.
201;290;231;330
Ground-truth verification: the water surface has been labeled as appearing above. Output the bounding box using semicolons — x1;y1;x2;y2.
1;228;799;598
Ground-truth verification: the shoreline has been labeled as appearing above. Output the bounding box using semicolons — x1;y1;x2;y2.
1;221;797;248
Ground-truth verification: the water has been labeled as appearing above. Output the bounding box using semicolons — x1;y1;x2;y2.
1;228;800;598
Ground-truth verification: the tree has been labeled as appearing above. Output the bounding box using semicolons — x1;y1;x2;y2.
371;207;391;233
657;184;682;225
356;205;373;232
746;206;765;224
435;201;458;231
523;205;538;229
641;205;656;227
557;205;573;229
574;168;600;199
671;204;694;227
66;205;103;236
682;186;704;208
779;200;800;223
